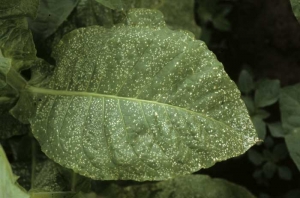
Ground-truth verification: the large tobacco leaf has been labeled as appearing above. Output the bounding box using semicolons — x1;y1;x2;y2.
279;83;300;171
10;9;257;181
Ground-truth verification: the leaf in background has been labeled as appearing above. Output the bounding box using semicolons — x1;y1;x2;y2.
279;83;300;171
102;174;256;198
12;9;257;181
75;0;114;27
0;0;39;18
241;96;255;115
238;69;254;94
263;136;274;149
262;161;277;179
113;0;201;38
254;109;270;119
0;145;30;198
28;0;80;39
212;13;231;31
248;149;265;165
290;0;300;21
267;122;286;138
272;143;288;161
254;79;280;108
95;0;123;10
278;166;292;180
251;116;266;140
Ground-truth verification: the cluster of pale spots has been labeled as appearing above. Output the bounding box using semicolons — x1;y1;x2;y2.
26;9;258;180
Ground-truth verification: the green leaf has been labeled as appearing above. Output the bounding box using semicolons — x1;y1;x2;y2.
267;122;285;138
28;0;80;39
279;83;300;171
0;18;36;62
0;0;39;18
12;9;257;181
212;14;231;31
102;175;256;198
262;161;277;179
251;116;266;140
241;96;255;114
95;0;123;10
263;136;274;149
255;109;270;119
285;130;300;171
75;0;114;28
238;70;253;94
0;145;30;198
278;166;292;180
0;52;11;89
254;79;280;108
290;0;300;21
279;83;300;135
272;143;288;161
248;149;265;165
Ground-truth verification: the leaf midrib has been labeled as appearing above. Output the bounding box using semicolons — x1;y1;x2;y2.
27;85;236;131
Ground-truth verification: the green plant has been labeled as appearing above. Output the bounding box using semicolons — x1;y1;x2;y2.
195;0;233;43
237;68;300;198
0;0;266;197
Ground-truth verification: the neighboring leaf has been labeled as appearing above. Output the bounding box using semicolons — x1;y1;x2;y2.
285;130;300;171
212;14;231;31
255;109;270;119
0;0;39;18
154;0;201;38
0;18;36;62
251;116;266;140
242;96;255;115
102;175;256;198
290;0;300;21
272;143;288;161
262;161;277;179
75;0;114;27
267;122;285;138
0;93;28;140
248;149;265;165
95;0;123;10
0;53;11;88
279;84;300;171
278;166;292;180
238;69;254;94
0;145;30;198
263;136;274;149
28;0;80;39
279;83;300;135
254;79;280;108
12;9;257;181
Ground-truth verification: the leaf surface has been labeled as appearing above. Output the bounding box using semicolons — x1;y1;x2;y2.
14;9;257;180
0;145;29;198
102;174;256;198
28;0;80;39
279;83;300;171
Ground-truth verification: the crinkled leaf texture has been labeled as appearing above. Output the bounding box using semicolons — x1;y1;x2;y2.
13;9;257;181
0;145;29;198
103;175;256;198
